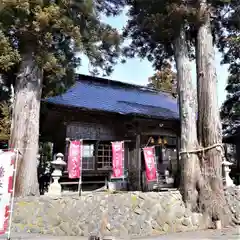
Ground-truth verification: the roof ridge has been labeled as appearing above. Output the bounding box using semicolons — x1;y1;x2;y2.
76;74;174;96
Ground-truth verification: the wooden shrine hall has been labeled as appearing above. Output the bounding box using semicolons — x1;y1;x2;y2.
40;74;180;191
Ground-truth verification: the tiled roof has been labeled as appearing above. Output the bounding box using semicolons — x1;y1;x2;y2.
44;74;179;120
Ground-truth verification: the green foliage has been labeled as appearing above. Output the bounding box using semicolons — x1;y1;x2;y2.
0;0;125;97
123;0;238;70
122;0;201;69
0;101;10;141
221;71;240;136
218;0;240;136
123;0;239;134
148;61;177;94
0;30;20;71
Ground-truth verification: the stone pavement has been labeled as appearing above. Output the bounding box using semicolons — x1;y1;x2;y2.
0;227;239;240
140;227;240;239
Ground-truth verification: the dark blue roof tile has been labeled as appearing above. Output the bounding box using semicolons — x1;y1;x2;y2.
44;75;179;120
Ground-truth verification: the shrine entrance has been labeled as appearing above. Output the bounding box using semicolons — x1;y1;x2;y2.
141;135;179;191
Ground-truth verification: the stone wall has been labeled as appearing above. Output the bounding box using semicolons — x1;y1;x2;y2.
12;187;240;238
225;186;240;224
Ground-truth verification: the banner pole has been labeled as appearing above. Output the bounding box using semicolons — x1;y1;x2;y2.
7;149;19;240
154;146;159;191
65;138;70;171
122;141;125;190
78;140;83;196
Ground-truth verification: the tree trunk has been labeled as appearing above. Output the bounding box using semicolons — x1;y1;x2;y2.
196;0;231;226
174;28;202;212
10;50;42;197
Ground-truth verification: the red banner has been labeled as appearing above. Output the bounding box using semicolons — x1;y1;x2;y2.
143;147;157;182
0;151;16;235
111;141;124;178
68;140;82;179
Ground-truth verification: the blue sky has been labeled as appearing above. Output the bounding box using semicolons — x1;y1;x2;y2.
76;11;229;107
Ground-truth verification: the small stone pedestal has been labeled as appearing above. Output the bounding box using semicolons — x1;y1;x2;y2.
222;160;234;187
48;153;66;197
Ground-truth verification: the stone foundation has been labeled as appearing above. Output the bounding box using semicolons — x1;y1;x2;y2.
225;186;240;223
12;187;240;237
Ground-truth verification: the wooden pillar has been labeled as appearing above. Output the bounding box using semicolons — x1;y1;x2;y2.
53;122;66;154
136;134;142;190
177;136;181;170
175;136;181;188
134;134;142;190
95;141;99;171
128;134;142;191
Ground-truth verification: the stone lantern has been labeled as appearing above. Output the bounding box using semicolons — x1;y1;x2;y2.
222;159;234;187
48;153;66;196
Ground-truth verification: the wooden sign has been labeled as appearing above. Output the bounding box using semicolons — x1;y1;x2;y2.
66;122;116;140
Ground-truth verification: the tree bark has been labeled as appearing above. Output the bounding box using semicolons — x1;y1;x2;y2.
196;0;231;226
10;50;42;196
174;28;202;212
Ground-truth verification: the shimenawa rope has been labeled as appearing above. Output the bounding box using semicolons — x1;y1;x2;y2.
179;143;224;156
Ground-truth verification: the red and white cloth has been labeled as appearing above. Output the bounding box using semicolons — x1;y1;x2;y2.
67;140;82;179
0;151;15;235
143;147;157;182
111;141;124;178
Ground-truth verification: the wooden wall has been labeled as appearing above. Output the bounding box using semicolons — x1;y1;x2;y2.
41;105;180;189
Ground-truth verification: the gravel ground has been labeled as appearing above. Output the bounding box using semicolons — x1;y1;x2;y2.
0;227;239;240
